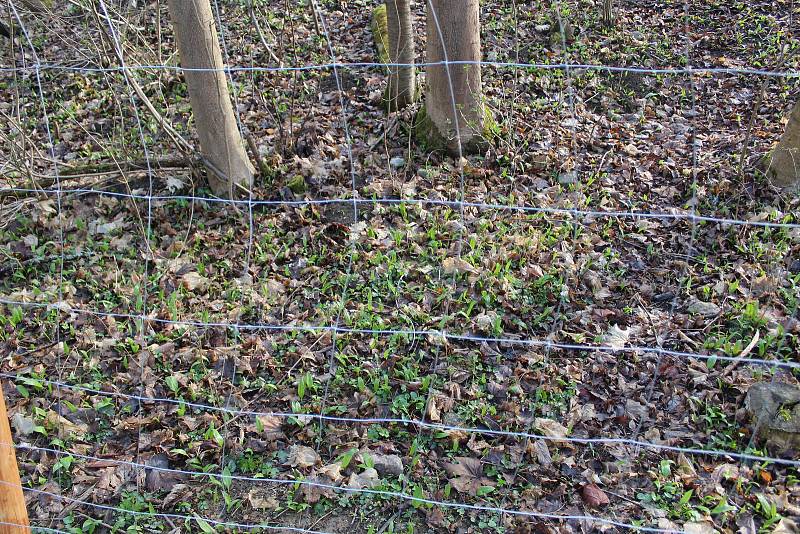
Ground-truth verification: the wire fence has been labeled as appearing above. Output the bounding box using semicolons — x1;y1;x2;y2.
1;61;800;77
1;0;799;532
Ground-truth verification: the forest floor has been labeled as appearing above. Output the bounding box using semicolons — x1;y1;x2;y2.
1;0;800;532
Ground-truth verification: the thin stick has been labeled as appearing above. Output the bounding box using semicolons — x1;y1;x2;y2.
0;380;30;534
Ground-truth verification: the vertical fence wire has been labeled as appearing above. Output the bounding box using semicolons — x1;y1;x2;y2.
628;0;700;461
307;0;361;465
8;4;68;528
97;0;157;496
1;1;799;532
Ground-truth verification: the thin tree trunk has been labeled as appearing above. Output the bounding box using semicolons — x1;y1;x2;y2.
601;0;614;28
421;0;486;155
766;100;800;189
385;0;415;110
167;0;254;197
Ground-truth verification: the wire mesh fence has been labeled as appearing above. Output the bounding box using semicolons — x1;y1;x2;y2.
1;0;799;532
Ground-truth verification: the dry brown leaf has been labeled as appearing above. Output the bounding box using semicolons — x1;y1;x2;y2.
301;475;336;503
534;418;569;440
247;488;279;510
533;440;552;466
580;483;610;508
318;462;345;483
45;411;89;439
285;445;320;468
347;467;379;489
163;484;191;508
425;394;441;422
603;324;638;350
256;414;284;441
443;257;479;275
182;271;209;292
442;456;495;495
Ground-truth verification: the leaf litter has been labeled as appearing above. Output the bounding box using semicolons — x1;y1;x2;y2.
0;0;799;532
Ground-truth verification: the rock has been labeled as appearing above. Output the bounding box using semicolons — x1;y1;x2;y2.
653;291;675;303
370;453;403;477
558;171;578;185
774;517;798;534
389;156;406;169
745;382;800;450
22;234;38;248
683;521;716;534
347;467;379;490
12;413;36;437
687;298;721;317
145;454;179;492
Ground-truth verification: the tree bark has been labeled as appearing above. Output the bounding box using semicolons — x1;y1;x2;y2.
767;100;800;189
421;0;486;155
167;0;254;197
601;0;614;28
385;0;416;110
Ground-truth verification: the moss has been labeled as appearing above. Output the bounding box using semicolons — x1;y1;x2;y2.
371;5;390;67
412;106;449;153
413;104;496;156
286;175;307;194
372;4;418;113
481;104;498;141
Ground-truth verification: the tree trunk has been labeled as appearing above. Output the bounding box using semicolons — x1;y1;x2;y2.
766;101;800;189
385;0;416;110
167;0;254;197
601;0;614;28
420;0;487;155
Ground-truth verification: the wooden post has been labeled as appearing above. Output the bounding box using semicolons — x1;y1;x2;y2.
0;380;30;533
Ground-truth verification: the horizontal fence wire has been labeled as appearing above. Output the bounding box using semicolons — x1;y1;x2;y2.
1;60;800;78
1;479;335;534
1;372;798;467
1;298;798;371
3;5;799;532
0;455;681;533
2;186;799;229
0;521;67;534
